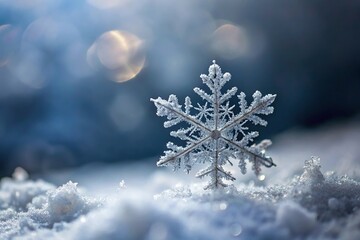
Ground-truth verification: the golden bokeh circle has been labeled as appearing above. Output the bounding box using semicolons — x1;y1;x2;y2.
87;30;145;83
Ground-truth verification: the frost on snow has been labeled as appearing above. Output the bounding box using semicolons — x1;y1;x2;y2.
151;60;276;189
1;154;360;240
0;169;99;239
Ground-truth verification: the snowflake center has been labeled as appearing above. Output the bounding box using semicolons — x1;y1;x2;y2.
211;130;221;140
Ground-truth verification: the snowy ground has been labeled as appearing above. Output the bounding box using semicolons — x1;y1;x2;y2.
1;119;360;240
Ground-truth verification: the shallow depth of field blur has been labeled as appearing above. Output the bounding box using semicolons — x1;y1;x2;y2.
0;0;360;176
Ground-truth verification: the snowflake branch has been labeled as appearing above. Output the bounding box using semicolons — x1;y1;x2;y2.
195;166;214;178
157;136;211;166
204;180;227;190
220;137;276;167
151;98;212;133
220;94;276;132
216;167;236;181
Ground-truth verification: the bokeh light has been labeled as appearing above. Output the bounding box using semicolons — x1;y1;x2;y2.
87;0;129;9
211;23;250;60
63;41;93;79
0;24;19;67
7;17;82;89
22;17;80;50
87;30;145;83
10;48;47;89
2;0;48;8
258;174;266;181
229;223;242;237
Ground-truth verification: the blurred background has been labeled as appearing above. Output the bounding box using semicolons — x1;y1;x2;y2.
0;0;359;177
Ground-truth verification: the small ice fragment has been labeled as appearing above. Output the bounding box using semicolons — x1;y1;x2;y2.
219;201;228;211
300;156;324;184
80;216;87;223
12;167;29;181
258;174;266;181
229;223;242;237
119;180;126;189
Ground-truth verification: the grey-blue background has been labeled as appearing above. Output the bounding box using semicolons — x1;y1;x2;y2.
0;0;359;176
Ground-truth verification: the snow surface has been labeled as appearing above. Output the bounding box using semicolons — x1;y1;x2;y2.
1;119;360;240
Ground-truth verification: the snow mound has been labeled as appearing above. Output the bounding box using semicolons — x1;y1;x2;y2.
46;181;98;224
0;168;54;211
276;201;317;235
0;170;100;239
1;157;360;240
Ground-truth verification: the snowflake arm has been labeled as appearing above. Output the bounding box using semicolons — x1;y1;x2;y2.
151;95;212;168
221;91;276;131
152;60;277;190
157;136;211;166
151;95;211;132
220;137;276;168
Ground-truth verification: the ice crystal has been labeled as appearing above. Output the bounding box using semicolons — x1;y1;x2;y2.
151;60;276;189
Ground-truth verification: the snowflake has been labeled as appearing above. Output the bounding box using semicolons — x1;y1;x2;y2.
151;60;276;190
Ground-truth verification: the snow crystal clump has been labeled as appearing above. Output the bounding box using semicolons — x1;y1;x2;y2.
299;156;324;185
290;157;360;221
0;168;54;211
45;181;98;224
0;170;100;239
